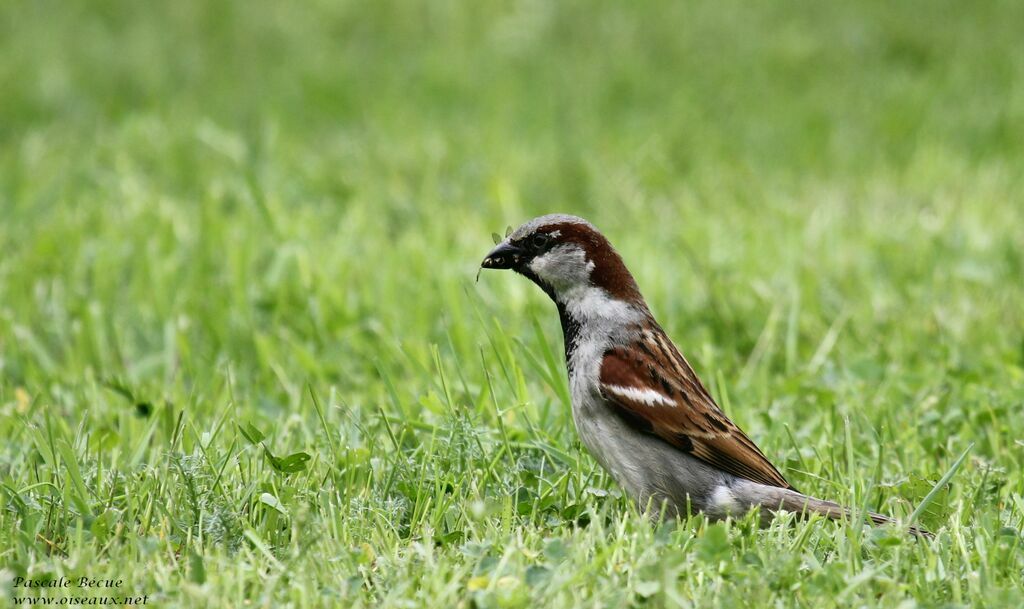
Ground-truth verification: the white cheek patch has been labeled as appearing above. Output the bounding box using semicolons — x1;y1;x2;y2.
603;384;677;408
527;243;594;291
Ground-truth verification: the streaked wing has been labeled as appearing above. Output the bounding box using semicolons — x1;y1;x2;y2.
598;326;793;490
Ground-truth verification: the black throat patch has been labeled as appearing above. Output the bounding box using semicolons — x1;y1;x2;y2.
556;302;581;373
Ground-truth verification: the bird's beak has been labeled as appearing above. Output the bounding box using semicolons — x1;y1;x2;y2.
480;242;526;270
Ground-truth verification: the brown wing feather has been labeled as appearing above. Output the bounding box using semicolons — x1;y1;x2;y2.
599;328;793;490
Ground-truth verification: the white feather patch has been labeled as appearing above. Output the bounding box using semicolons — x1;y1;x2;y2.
711;486;738;514
562;285;634;324
603;384;677;407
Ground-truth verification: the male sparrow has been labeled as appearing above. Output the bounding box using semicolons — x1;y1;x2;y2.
481;214;927;536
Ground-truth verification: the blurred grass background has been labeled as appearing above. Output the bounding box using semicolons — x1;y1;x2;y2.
1;1;1023;607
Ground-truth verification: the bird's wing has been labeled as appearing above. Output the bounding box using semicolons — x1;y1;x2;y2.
598;326;793;490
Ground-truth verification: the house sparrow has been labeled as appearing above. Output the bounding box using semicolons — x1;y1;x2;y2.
481;214;928;537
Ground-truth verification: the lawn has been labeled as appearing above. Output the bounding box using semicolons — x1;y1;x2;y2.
2;0;1023;607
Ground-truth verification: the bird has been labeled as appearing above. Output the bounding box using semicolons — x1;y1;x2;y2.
480;213;929;537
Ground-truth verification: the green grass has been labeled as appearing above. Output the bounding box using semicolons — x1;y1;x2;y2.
2;0;1024;607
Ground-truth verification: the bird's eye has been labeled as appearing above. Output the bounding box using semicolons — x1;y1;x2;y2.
532;234;550;249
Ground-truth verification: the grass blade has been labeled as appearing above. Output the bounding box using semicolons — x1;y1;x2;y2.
909;443;974;530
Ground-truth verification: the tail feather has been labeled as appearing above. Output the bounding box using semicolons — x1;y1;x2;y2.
764;487;933;538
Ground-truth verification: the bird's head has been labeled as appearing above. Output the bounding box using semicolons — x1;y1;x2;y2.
480;214;643;306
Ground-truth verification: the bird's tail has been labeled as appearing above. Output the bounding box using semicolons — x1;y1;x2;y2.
755;486;933;538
